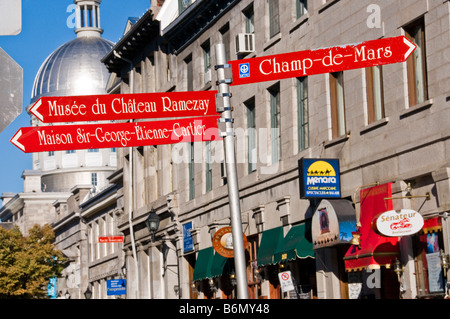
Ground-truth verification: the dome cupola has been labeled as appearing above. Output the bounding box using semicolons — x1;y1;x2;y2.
30;0;113;104
75;0;103;38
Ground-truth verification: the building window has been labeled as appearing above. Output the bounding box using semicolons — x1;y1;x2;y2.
88;149;99;153
220;23;230;62
91;173;98;187
269;83;281;163
366;65;385;124
48;151;54;157
296;0;308;18
329;72;346;138
297;77;309;151
413;220;445;297
405;17;428;107
185;55;193;92
205;142;212;193
246;97;256;173
243;4;255;33
202;40;211;85
268;0;280;39
66;150;75;154
189;142;195;200
178;0;192;14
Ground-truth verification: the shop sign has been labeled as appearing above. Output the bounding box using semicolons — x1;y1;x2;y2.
212;226;247;258
182;221;194;253
278;271;295;293
299;158;341;199
311;199;356;249
374;209;424;237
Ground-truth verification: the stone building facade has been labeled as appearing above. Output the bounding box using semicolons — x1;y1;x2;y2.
97;0;450;299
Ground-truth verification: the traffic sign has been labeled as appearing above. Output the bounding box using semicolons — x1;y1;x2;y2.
0;47;22;133
278;271;295;293
229;36;416;86
11;116;220;153
0;0;21;35
30;90;219;123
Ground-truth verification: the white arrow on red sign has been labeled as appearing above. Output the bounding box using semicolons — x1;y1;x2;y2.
229;36;416;86
29;90;219;123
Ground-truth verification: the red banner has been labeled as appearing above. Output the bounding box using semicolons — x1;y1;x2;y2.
30;90;219;123
344;183;400;271
229;36;415;86
11;116;220;153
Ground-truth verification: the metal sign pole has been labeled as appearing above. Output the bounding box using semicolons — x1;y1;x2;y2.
214;43;248;299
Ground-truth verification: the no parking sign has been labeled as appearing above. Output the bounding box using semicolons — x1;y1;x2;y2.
278;271;295;293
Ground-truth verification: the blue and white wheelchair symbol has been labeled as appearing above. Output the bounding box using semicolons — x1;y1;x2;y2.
239;63;250;78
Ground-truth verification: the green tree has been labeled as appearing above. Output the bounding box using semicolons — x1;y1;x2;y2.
0;224;66;299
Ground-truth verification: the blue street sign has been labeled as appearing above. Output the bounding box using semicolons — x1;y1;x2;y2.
106;279;126;296
183;221;194;253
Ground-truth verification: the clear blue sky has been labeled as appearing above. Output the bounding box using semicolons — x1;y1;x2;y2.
0;0;151;196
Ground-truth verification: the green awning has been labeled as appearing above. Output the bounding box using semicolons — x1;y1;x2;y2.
273;222;315;264
211;253;234;278
193;247;214;281
256;226;284;267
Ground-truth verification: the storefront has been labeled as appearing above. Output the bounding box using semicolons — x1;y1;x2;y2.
343;183;401;299
311;198;357;299
413;216;449;298
191;246;235;299
256;222;317;299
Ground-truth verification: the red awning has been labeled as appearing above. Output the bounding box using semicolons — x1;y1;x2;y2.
422;216;442;234
344;183;400;271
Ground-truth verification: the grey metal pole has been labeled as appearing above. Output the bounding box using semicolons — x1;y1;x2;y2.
214;43;249;299
114;50;139;298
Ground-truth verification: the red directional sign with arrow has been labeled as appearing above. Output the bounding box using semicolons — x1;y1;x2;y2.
229;36;416;86
29;90;219;123
11;116;220;153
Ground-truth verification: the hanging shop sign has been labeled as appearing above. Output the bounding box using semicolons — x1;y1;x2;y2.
212;226;247;258
299;158;341;199
374;209;424;237
311;199;357;249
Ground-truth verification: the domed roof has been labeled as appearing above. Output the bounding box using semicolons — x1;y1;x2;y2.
30;36;114;103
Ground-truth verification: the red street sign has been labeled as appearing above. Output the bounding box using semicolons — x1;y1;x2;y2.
11;116;220;153
99;236;124;243
229;36;416;86
29;90;219;123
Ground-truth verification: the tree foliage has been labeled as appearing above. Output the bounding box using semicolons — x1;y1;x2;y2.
0;224;66;299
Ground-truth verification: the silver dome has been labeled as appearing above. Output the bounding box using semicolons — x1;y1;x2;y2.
31;36;113;103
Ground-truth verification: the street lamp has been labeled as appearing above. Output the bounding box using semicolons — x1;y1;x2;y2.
84;286;92;299
145;209;160;242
